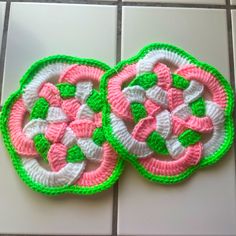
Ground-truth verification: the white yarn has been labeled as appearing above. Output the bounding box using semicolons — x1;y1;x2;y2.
23;119;47;139
22;158;85;186
46;107;68;122
203;101;225;157
110;113;153;158
22;63;69;111
146;85;168;107
183;80;204;104
155;110;172;139
77;138;103;161
166;137;185;158
76;104;94;120
123;86;146;103
75;81;93;103
172;104;191;120
203;125;225;156
137;49;190;74
61;127;77;147
205;101;225;126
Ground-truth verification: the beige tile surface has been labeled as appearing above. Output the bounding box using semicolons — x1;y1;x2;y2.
0;2;6;53
119;6;236;236
231;0;236;5
1;2;117;105
0;2;117;235
122;0;225;4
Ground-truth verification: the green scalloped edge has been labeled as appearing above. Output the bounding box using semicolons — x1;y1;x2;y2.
101;42;234;184
0;55;124;195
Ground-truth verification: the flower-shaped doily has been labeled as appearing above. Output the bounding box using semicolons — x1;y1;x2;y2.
102;43;234;183
1;55;123;195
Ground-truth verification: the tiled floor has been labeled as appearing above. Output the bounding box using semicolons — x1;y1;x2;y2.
0;1;236;236
0;2;5;54
123;0;226;4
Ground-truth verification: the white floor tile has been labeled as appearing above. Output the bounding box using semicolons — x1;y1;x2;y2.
231;0;236;5
122;0;225;4
0;2;6;53
1;2;117;105
119;6;236;236
0;3;117;235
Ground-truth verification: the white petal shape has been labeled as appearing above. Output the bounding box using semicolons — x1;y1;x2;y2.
183;80;204;104
76;104;94;120
110;113;153;158
172;103;191;120
123;85;146;103
146;86;168;107
22;158;85;186
77;138;103;161
156;110;172;139
61;127;77;147
203;125;225;157
137;49;190;74
23;119;47;139
22;63;69;111
205;101;225;126
75;81;93;103
46;107;68;122
166;137;185;158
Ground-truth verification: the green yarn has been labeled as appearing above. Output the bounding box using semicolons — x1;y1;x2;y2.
0;55;124;195
33;134;50;162
66;145;86;163
92;127;106;146
130;72;157;90
56;83;76;99
130;102;147;123
86;89;103;112
100;42;234;184
30;98;49;120
172;73;190;89
146;131;169;155
189;97;206;117
178;129;201;147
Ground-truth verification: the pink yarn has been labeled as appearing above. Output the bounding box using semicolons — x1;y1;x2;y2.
132;117;156;141
45;122;67;143
176;65;227;108
59;64;103;84
8;98;37;157
153;63;172;91
38;83;62;107
139;142;202;176
69;120;96;139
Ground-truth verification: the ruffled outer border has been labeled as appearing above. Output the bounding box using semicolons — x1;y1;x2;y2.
0;55;124;195
101;42;234;184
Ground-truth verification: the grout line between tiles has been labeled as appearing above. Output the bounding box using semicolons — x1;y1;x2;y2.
2;0;236;10
226;0;236;190
122;2;227;9
112;1;122;236
0;0;10;105
0;235;111;236
8;0;118;5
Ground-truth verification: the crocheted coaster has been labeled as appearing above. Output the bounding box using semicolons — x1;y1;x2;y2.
0;55;123;195
101;43;234;184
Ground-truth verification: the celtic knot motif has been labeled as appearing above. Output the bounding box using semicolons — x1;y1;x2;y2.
2;56;123;195
102;43;234;183
1;43;234;194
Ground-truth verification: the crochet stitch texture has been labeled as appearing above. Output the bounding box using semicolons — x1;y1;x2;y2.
101;43;234;184
0;55;123;195
0;43;234;195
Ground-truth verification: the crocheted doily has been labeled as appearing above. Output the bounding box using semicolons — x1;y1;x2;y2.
0;55;123;195
102;43;234;184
